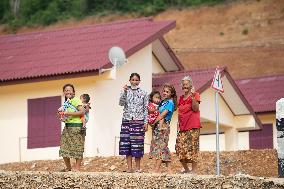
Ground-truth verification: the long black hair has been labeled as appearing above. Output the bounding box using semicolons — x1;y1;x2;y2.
129;73;140;81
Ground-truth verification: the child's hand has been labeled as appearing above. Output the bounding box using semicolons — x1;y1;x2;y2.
63;111;68;116
144;124;148;132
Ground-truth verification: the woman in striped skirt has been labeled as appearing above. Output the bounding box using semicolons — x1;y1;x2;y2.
119;73;148;173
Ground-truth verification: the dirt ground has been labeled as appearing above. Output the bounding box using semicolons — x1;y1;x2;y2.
1;0;283;79
0;149;278;178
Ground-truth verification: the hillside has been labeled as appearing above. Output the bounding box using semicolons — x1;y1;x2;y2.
1;0;283;79
157;0;284;79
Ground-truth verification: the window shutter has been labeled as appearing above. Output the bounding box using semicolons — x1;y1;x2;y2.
249;124;273;149
28;96;61;149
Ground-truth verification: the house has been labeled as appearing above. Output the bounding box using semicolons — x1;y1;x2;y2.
236;75;284;150
0;18;183;163
1;17;280;164
152;69;283;151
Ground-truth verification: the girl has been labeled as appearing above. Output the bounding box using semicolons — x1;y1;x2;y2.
149;83;177;173
58;84;86;172
119;73;148;173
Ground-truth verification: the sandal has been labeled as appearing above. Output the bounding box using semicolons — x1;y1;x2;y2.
180;169;190;174
123;169;133;173
135;169;143;173
59;168;71;172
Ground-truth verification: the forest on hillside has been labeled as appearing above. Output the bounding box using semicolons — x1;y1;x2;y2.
1;0;224;32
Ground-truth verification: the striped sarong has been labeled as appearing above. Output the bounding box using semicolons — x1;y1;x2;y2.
119;119;145;158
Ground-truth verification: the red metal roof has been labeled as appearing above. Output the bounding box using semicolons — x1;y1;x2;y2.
236;75;284;113
0;18;180;83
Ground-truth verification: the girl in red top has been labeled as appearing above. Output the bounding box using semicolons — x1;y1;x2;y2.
175;76;201;174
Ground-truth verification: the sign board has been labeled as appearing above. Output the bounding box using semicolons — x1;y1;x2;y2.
211;67;224;93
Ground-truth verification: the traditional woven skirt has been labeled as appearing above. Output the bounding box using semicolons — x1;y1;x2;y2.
119;120;145;158
59;126;85;159
149;122;171;162
175;128;200;163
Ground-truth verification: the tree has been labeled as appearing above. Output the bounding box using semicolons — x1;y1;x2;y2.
10;0;20;18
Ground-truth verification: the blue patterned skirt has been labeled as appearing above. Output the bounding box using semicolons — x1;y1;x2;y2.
119;119;145;158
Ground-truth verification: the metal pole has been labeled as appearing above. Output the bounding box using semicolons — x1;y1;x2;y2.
215;91;220;176
18;137;21;162
18;137;27;162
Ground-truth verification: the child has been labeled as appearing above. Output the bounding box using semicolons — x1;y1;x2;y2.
149;83;177;173
80;94;91;129
58;98;78;122
147;91;163;127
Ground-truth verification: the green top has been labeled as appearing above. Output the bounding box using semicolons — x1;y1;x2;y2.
65;97;83;123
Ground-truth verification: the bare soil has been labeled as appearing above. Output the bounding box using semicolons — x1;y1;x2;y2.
0;149;278;178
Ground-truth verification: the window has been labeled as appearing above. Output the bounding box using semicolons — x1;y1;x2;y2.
28;96;61;149
249;124;273;149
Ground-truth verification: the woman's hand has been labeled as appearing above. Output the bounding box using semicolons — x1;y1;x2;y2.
123;84;128;92
191;86;195;94
190;86;196;99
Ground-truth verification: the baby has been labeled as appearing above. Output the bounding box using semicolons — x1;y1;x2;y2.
80;94;91;129
147;91;163;127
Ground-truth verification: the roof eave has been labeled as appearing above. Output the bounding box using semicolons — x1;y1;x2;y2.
158;37;185;71
0;70;100;86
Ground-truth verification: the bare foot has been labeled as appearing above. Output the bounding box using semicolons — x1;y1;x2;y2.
124;169;133;173
153;169;161;173
167;169;174;174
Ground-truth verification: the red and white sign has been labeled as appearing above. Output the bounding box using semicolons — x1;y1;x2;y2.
211;67;224;93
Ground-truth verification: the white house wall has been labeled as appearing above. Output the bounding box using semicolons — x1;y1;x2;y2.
152;55;165;74
0;45;153;163
200;134;226;151
237;132;250;150
200;88;236;128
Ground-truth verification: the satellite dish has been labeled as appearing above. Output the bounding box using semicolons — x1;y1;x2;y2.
108;46;127;67
99;46;128;77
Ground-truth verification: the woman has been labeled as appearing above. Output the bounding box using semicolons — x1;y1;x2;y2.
58;84;86;172
175;76;201;174
119;73;148;173
149;83;177;173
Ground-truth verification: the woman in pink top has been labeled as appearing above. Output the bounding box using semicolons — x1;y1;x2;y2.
175;76;201;174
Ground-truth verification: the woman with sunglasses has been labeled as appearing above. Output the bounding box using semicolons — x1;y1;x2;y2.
175;76;201;174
